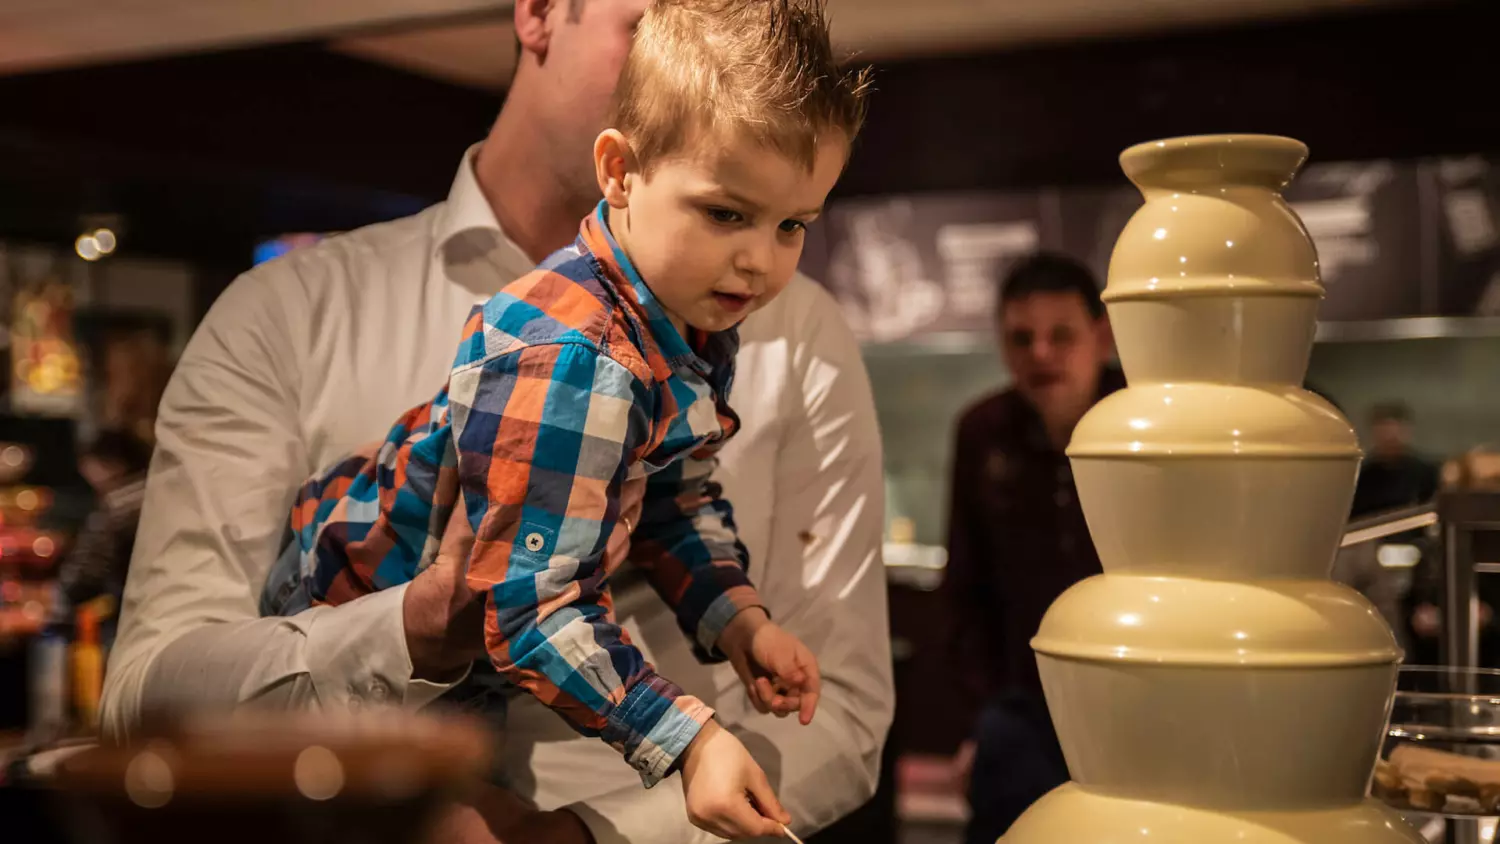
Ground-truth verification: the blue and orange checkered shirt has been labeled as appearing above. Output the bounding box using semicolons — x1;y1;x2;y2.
288;201;763;785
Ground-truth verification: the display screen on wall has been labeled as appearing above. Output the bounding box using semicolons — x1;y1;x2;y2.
1431;157;1500;317
1284;161;1424;321
800;154;1500;343
802;194;1046;343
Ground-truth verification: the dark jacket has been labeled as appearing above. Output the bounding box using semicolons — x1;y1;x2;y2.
942;367;1126;710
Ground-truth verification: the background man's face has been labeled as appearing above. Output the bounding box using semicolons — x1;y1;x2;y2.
999;291;1112;431
1371;418;1413;459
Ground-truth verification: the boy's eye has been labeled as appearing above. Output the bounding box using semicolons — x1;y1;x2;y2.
779;219;807;234
707;207;743;225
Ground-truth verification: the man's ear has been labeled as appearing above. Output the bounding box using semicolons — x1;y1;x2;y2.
514;0;555;60
594;129;638;209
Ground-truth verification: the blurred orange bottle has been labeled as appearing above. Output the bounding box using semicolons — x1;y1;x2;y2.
71;604;104;730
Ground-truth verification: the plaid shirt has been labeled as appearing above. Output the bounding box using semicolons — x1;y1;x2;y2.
288;202;762;785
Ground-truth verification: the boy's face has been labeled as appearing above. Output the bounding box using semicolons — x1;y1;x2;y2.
604;132;849;334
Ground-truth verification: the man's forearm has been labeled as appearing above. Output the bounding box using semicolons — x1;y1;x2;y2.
103;586;457;740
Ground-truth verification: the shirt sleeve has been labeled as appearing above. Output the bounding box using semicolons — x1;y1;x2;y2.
629;453;763;662
449;341;712;787
99;264;464;743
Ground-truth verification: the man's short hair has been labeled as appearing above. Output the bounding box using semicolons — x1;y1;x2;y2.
1371;400;1414;425
610;0;872;172
997;252;1105;320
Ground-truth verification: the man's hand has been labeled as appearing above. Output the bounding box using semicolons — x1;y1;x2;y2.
404;503;487;682
679;719;790;839
719;608;822;725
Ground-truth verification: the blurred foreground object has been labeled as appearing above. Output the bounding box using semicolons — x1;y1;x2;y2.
40;709;493;844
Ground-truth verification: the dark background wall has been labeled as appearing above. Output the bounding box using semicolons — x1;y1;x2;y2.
1;0;1495;277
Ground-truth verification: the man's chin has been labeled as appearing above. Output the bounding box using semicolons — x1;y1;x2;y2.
1023;385;1086;418
1020;381;1065;403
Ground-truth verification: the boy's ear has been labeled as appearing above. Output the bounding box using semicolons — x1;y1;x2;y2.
594;129;638;209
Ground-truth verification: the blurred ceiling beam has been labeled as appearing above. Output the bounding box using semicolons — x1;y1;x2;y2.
0;0;1491;267
330;19;517;92
1;0;1415;84
332;0;1415;91
0;0;511;75
829;0;1412;59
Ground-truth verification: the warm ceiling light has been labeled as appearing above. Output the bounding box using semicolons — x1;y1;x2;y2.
75;234;102;261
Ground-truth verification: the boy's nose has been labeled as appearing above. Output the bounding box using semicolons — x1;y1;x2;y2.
735;233;777;276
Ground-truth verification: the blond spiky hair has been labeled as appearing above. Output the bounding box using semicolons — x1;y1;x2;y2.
609;0;872;171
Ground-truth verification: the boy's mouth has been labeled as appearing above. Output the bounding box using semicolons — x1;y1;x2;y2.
712;291;752;312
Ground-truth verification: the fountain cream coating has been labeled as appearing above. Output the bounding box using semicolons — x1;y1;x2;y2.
1002;134;1422;843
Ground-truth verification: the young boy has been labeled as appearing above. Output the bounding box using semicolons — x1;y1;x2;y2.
260;0;870;838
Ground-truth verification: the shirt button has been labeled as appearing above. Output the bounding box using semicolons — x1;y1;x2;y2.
1060;535;1076;554
1055;489;1072;507
370;681;390;703
525;533;545;552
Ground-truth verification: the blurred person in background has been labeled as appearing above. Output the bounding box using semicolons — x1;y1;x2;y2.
1372;412;1500;667
101;1;891;842
57;429;153;642
1350;400;1439;521
1334;401;1440;659
98;326;173;447
1351;401;1443;659
942;253;1119;843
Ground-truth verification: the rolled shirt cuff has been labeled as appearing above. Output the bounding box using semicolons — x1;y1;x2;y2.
694;583;765;662
603;670;714;788
303;584;471;710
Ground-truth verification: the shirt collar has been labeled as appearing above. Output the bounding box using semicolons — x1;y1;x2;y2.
580;200;726;370
433;143;535;285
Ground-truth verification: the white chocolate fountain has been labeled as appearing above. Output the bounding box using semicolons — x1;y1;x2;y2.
1002;135;1423;844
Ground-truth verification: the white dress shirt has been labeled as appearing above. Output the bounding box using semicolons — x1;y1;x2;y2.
101;149;892;842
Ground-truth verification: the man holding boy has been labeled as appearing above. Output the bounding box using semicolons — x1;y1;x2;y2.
103;1;892;842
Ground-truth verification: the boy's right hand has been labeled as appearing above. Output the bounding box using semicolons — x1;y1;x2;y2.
679;719;790;839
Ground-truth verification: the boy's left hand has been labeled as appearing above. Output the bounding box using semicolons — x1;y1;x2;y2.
718;608;821;725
